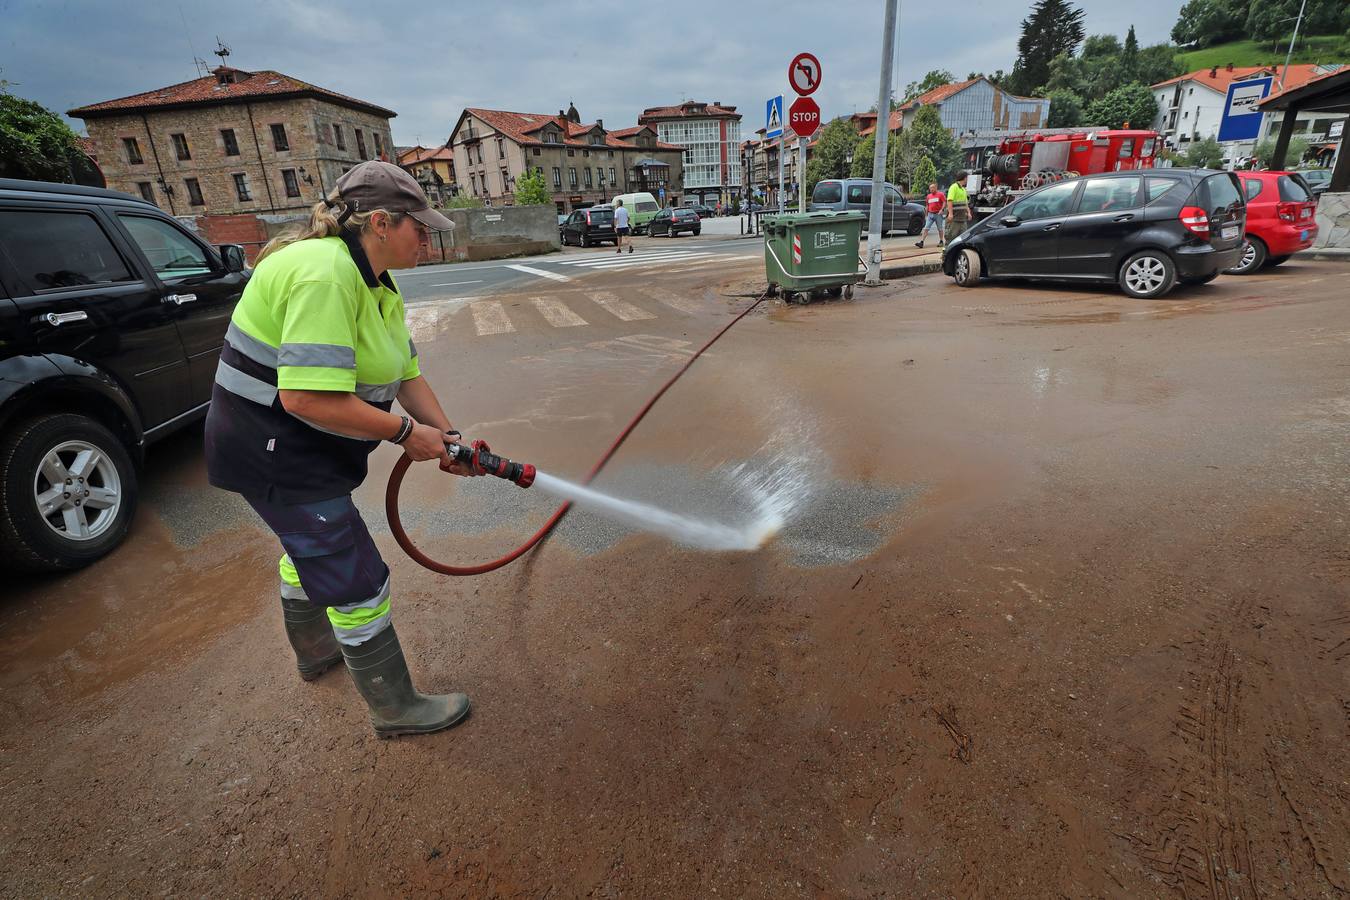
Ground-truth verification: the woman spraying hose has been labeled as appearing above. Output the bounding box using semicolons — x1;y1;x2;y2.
204;161;480;737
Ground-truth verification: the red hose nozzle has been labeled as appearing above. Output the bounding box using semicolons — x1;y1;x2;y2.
448;440;535;488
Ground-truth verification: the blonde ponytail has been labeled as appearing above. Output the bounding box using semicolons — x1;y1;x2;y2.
255;191;403;265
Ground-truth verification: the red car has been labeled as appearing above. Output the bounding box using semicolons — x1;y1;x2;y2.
1227;171;1318;274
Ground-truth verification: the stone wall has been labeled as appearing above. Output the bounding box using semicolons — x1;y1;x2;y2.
1312;192;1350;250
420;206;560;263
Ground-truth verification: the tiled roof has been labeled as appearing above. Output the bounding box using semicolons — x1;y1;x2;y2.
68;66;396;119
858;110;903;136
638;101;740;122
1259;64;1350;108
398;145;454;165
461;108;683;150
908;78;982;107
1152;64;1341;95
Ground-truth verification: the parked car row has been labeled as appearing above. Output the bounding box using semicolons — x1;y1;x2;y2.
0;178;249;572
942;168;1318;299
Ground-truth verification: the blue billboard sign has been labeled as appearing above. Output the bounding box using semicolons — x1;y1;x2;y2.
1217;76;1273;143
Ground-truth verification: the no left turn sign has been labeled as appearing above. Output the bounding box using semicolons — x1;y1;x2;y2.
789;52;821;96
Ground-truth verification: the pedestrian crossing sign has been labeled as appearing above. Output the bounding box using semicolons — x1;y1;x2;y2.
766;96;784;139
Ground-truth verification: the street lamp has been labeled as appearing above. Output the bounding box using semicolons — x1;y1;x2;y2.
297;166;314;186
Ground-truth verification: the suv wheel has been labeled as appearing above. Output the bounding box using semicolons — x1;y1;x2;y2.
1119;250;1176;299
0;414;138;572
1224;236;1266;275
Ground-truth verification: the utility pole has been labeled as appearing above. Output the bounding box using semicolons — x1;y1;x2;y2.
1278;0;1308;92
865;0;899;285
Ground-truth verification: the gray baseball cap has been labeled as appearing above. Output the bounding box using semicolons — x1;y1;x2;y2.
335;161;455;231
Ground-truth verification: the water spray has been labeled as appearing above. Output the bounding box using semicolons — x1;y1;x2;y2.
386;290;774;576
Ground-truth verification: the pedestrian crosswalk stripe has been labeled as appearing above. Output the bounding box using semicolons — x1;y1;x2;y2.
554;250;712;266
572;253;713;271
531;297;587;327
507;263;571;282
640;287;702;315
470;300;515;335
587;291;655;321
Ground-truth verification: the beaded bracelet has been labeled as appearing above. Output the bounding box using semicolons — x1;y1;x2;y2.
390;415;414;444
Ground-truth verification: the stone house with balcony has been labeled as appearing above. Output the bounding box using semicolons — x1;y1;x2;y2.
448;104;685;213
69;65;397;219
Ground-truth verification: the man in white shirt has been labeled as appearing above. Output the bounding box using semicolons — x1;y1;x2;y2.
613;200;633;254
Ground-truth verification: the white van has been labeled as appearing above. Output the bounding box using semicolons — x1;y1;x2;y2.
609;192;660;234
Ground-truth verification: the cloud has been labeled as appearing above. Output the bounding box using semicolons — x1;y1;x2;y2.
4;0;1184;144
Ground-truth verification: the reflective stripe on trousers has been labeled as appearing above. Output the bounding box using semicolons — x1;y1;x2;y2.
249;494;392;647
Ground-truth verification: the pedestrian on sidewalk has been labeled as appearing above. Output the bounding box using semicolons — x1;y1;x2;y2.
946;172;971;245
614;199;633;254
915;182;947;249
204;161;480;738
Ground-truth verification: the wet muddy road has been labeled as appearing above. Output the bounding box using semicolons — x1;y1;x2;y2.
2;260;1347;897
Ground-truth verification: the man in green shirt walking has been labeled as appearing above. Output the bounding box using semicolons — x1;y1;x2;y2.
946;171;971;245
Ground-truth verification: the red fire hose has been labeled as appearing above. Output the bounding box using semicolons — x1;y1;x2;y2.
385;292;768;575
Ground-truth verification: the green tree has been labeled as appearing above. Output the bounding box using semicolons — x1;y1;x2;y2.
1082;34;1122;58
1121;26;1139;77
902;69;955;103
967;70;1008;86
1046;89;1085;127
912;157;938;193
513;168;551;205
1253;136;1311;168
805;117;860;194
0;91;83;183
1171;0;1249;48
1248;0;1349;46
1183;137;1224;168
1007;0;1087;95
1135;44;1183;86
1084;82;1158;129
445;194;484;209
900;104;962;185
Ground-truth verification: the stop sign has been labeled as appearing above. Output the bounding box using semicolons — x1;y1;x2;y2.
789;96;821;137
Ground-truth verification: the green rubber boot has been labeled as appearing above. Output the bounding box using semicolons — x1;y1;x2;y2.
281;597;344;681
341;625;470;737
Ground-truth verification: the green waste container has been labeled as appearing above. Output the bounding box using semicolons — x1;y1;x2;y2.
762;211;865;303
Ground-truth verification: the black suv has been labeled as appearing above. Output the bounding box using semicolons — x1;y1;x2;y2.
943;168;1246;299
0;178;248;572
560;206;619;247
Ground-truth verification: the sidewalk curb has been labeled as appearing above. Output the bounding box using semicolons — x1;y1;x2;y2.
1304;248;1350;262
878;259;944;280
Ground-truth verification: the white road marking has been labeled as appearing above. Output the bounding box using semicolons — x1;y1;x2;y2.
431;280;482;287
587;291;655;321
640;287;702;314
507;264;571;282
531;297;588;328
470;300;515;335
404;307;441;342
572;253;713;270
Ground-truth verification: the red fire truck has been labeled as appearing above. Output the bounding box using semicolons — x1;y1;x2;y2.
962;128;1161;220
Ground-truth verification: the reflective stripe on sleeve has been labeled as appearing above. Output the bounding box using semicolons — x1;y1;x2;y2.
278;343;357;369
355;381;401;403
216;360;279;406
226;321;280;368
326;575;393;646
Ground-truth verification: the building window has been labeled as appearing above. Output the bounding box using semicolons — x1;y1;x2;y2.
123;137;144;165
232;173;252;202
136;181;154;203
569;167;578;188
355;129;368;159
598;168;606;188
609;167;616;183
567;148;575;157
171;133;191;161
533;147;541;156
552;167;562;188
373;132;384;158
184;177;204;206
333;124;346;150
475;144;483;164
282;168;301;198
497;137;505;159
584;167;593;188
221;128;240;156
608;151;614;158
270;123;289;152
583;150;590;158
501;167;510;190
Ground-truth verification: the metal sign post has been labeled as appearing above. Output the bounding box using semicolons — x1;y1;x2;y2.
787;54;822;217
864;0;898;285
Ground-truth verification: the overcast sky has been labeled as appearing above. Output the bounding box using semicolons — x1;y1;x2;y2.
5;0;1182;145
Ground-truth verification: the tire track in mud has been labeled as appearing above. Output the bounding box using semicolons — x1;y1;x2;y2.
1124;596;1263;900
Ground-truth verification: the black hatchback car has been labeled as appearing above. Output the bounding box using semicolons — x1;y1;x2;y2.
0;178;248;572
560;206;619;247
648;207;702;237
943;169;1246;299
